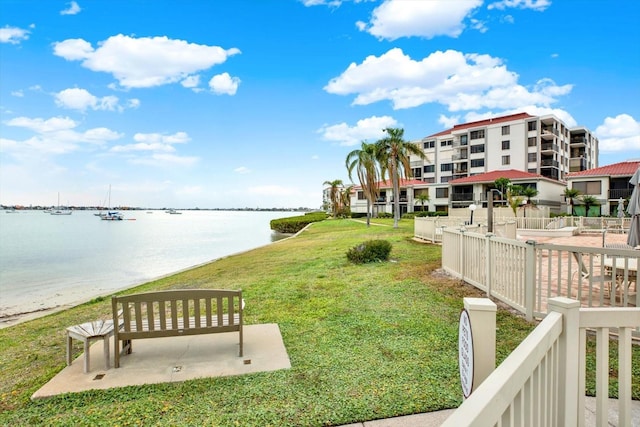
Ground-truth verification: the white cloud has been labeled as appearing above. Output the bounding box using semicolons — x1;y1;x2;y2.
234;166;251;174
111;132;190;154
318;115;398;146
438;114;461;128
325;48;573;112
181;75;201;89
488;0;551;11
359;0;483;40
11;90;24;97
209;72;241;95
5;116;77;133
2;116;122;157
129;153;199;167
55;88;118;112
60;1;81;15
0;25;30;44
53;35;241;89
595;114;640;152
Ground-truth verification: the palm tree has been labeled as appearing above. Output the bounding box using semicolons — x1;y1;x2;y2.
323;179;343;218
580;195;599;217
494;177;511;205
564;188;581;216
415;193;430;212
339;185;354;218
346;142;380;227
375;128;427;228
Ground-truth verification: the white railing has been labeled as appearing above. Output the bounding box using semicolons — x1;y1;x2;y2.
442;298;640;427
441;228;639;322
414;217;516;243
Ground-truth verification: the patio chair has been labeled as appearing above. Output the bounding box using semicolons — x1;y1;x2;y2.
571;251;615;299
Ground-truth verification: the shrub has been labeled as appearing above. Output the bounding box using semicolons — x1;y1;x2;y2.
346;239;392;264
376;212;393;219
270;212;328;233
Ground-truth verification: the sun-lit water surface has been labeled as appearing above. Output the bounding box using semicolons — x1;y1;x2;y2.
0;210;298;317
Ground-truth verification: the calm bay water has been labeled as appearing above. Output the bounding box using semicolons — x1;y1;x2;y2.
0;210;298;321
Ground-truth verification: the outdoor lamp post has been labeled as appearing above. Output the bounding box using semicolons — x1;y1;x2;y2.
469;203;477;225
522;199;528;218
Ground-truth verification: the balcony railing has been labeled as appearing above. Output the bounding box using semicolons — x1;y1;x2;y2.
609;188;632;199
451;193;474;202
540;143;559;152
541;159;559;167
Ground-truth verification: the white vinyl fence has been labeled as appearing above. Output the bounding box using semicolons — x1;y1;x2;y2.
440;228;639;322
442;298;639;427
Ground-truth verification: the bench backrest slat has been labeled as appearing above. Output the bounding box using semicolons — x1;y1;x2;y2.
147;301;155;331
113;289;243;334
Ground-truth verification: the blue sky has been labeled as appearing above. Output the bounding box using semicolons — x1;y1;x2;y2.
1;0;639;209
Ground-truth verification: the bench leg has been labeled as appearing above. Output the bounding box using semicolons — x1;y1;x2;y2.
103;336;110;370
66;333;73;366
239;328;243;357
83;339;90;374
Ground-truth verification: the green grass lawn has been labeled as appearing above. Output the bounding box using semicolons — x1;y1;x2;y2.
0;218;636;426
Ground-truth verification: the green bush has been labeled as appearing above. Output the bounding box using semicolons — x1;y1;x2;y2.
270;212;328;233
346;239;392;264
376;212;393;218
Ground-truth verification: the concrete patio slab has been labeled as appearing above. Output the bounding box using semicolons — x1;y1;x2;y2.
32;323;290;399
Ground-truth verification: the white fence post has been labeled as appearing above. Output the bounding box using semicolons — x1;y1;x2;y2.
464;297;497;393
548;297;581;426
524;240;537;321
485;234;493;298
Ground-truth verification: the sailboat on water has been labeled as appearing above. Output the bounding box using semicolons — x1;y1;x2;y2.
50;192;72;215
99;185;123;221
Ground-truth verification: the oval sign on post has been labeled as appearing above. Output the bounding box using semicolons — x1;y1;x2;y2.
459;308;474;398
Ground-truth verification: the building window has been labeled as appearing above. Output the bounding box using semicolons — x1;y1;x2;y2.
423;177;435;183
502;155;510;165
470;144;485;154
441;163;453;172
528;137;537;147
502;140;510;150
423;140;435;149
528;121;537;131
440;139;453;147
528;168;537;174
528;153;537;162
413;168;422;178
440;176;452;183
423;165;435;173
502;125;510;135
470;130;485;139
572;181;602;195
357;191;366;200
470;159;485;168
460;135;468;145
436;188;449;198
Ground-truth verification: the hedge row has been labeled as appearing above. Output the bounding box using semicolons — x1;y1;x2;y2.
270;212;329;233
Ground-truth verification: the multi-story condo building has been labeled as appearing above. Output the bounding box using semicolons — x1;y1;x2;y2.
409;112;599;212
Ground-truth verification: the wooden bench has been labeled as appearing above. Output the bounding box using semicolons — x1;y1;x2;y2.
112;289;243;368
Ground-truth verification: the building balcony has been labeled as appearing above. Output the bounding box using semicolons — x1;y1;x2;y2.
569;157;587;172
451;192;474;202
608;188;632;200
570;136;587;145
540;142;559;152
452;153;468;161
541;159;559;167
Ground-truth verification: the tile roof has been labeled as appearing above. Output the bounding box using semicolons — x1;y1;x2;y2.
449;169;547;185
566;160;640;178
425;112;534;139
